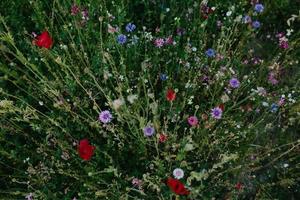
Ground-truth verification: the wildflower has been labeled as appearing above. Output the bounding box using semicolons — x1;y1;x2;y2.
252;20;261;29
235;182;243;190
165;36;173;45
125;23;136;32
33;31;53;49
71;4;80;15
173;168;184;179
165;177;190;196
132;178;143;187
108;24;118;33
117;34;127;44
229;78;240;88
143;126;155;136
112;98;124;110
159;133;168;143
154;38;164;48
257;87;267;96
166;89;176;102
160;73;168;81
218;103;225;112
99;110;112;123
205;48;215;57
127;94;138;104
278;97;285;106
81;8;89;21
268;72;279;85
188;116;198;126
242;15;252;23
77;139;95;161
130;35;139;44
270;103;279;113
254;4;264;13
211;107;223;119
25;193;34;200
201;113;208;121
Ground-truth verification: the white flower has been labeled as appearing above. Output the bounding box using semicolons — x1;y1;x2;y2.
173;168;184;179
127;94;138;104
112;98;124;110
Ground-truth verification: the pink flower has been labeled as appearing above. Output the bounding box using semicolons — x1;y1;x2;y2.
154;38;164;48
165;36;173;45
188;116;198;126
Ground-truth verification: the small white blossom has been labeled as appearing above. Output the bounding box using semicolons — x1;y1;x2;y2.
173;168;184;179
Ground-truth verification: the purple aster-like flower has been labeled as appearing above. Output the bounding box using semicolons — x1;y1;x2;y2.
126;23;136;32
99;110;112;123
254;4;264;13
117;34;127;44
205;48;215;57
143;126;155;136
252;20;261;29
211;107;223;119
229;78;240;88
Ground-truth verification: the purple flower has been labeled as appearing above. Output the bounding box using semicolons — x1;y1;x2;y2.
254;4;264;13
229;78;240;88
117;34;127;44
242;15;252;24
81;8;89;21
99;110;112;123
205;48;215;57
252;20;261;29
126;23;136;32
211;107;223;119
154;38;164;48
143;126;155;136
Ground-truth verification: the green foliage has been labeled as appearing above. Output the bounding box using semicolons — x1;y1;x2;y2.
0;0;299;199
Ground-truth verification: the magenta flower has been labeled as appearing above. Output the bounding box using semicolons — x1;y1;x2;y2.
188;116;198;126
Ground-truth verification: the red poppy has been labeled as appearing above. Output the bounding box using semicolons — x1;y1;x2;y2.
159;134;167;143
218;103;225;111
165;177;190;196
77;139;95;161
34;31;53;49
166;89;176;102
235;182;243;190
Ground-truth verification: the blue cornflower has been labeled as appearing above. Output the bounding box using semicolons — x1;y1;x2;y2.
143;126;155;137
270;103;279;113
252;21;261;29
254;4;264;13
126;23;136;32
229;78;240;88
160;73;168;81
242;15;251;24
205;48;215;57
117;34;127;44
